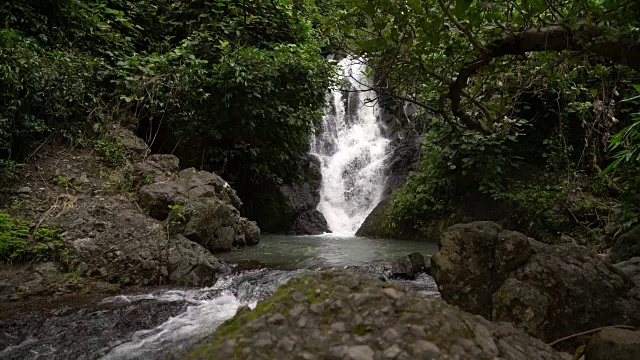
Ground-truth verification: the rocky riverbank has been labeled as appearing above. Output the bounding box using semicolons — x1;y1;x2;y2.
185;221;640;360
0;127;260;301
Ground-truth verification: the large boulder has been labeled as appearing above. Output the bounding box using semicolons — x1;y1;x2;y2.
139;168;258;252
432;221;640;342
54;195;169;285
391;252;427;280
186;270;565;360
168;235;228;287
585;328;640;360
610;225;640;263
289;209;330;235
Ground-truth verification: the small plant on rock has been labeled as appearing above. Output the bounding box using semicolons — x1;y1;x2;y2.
94;138;128;167
0;212;30;262
52;176;73;189
167;204;187;234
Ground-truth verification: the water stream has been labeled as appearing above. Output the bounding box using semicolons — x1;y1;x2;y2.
311;57;389;234
1;236;438;360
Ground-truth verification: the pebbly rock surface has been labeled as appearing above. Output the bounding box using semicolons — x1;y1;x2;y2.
289;209;330;235
185;270;565;360
432;221;640;342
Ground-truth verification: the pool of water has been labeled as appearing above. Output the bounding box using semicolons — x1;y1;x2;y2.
218;234;439;270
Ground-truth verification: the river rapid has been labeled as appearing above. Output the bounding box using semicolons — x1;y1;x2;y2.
1;234;438;360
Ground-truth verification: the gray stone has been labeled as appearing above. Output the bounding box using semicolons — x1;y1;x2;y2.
610;225;640;263
139;168;259;253
432;221;640;342
432;221;502;317
251;154;322;233
391;252;426;280
614;257;640;284
585;328;640;360
346;345;374;360
168;235;226;286
289;209;330;235
16;186;32;194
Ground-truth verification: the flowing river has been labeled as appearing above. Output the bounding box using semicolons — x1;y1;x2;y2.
1;235;438;360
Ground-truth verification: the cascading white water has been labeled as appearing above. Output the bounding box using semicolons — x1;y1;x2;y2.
311;57;389;235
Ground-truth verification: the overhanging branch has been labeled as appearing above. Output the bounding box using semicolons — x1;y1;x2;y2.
444;23;640;132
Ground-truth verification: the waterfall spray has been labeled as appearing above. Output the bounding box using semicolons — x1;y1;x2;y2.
310;57;389;235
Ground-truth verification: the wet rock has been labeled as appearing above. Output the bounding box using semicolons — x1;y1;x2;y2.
355;198;394;239
289;209;330;235
585;328;640;360
432;221;503;317
610;225;640;263
432;221;640;342
168;235;227;286
381;135;421;199
186;270;564;360
391;252;427;280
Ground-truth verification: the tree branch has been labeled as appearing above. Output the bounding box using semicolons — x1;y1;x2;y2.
437;0;487;54
444;23;640;133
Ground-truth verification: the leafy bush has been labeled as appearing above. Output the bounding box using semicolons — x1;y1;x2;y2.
0;28;107;161
388;116;527;234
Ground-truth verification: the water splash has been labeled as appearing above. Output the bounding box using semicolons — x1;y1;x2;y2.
311;57;389;235
101;269;308;359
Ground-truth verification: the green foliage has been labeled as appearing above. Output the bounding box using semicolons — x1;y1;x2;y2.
94;138;128;167
0;212;70;263
0;159;16;191
167;204;187;234
168;204;186;226
388;115;527;233
0;28;107;162
1;0;338;195
0;212;30;261
52;176;73;189
605;86;640;173
344;0;640;241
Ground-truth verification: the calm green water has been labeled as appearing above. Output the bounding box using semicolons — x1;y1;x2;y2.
218;234;438;270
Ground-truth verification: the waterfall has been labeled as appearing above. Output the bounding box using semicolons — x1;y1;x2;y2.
310;57;390;235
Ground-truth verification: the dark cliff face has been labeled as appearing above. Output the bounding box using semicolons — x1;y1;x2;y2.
244;154;327;234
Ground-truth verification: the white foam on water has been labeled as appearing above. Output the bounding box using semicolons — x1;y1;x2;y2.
100;269;306;360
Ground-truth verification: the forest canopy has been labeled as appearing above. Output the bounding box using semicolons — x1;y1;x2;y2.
337;0;640;241
1;0;639;241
